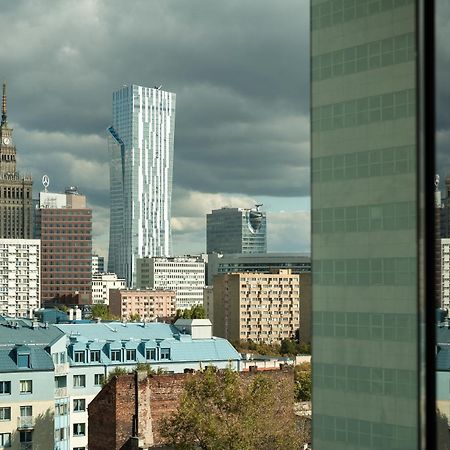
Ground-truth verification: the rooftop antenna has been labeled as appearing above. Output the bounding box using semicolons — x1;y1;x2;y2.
42;174;50;193
154;85;162;90
1;81;7;125
255;203;263;211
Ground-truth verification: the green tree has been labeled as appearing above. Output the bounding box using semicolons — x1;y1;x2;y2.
90;304;119;321
280;339;298;355
160;367;308;449
294;363;311;402
101;367;129;386
175;305;207;320
129;313;141;322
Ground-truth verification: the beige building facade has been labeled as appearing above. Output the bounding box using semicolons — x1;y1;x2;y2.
109;289;176;321
212;269;301;343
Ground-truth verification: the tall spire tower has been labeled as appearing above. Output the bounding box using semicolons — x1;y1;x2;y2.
0;81;33;238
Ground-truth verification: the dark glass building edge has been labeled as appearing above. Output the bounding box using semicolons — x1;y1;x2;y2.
310;0;436;449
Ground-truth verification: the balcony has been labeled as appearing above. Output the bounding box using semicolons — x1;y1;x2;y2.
17;416;34;430
55;387;68;398
20;443;33;450
54;362;69;375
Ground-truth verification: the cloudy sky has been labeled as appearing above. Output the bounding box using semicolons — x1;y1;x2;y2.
0;0;310;259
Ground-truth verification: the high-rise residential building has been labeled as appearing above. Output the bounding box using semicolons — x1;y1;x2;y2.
107;84;176;287
311;1;432;449
34;187;92;303
92;254;105;274
206;252;310;285
91;272;126;305
0;83;33;239
441;239;450;310
109;288;176;321
206;206;267;254
136;256;205;310
0;239;40;317
212;269;301;343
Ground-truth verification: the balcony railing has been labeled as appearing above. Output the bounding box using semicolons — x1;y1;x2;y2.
54;362;69;375
20;443;33;450
17;416;34;429
55;387;68;398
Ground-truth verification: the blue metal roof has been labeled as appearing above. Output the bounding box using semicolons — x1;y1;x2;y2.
54;322;241;366
0;319;65;347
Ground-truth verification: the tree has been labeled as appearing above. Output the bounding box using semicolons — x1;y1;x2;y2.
160;367;309;449
129;313;141;322
280;339;298;355
294;363;311;402
90;304;119;321
175;305;207;320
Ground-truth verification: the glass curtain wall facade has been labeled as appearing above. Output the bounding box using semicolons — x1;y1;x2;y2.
311;1;429;448
108;85;176;286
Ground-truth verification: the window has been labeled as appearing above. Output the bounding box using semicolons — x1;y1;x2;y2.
74;351;85;363
73;423;86;436
73;448;86;450
20;406;32;418
90;350;100;362
73;399;86;412
111;350;121;361
94;374;103;386
73;375;86;388
55;427;67;441
19;431;32;443
126;349;136;361
0;407;11;421
0;381;10;394
0;433;11;447
160;348;171;360
19;380;32;394
17;354;30;368
55;403;68;416
146;348;156;360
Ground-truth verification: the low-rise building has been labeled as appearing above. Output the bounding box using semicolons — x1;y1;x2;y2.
109;289;176;321
136;256;206;310
92;273;126;305
213;269;301;343
0;239;40;317
0;317;240;450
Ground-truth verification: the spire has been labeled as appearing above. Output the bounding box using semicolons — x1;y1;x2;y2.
1;81;6;126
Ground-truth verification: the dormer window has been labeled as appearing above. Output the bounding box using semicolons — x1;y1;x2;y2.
16;347;31;369
146;349;156;360
74;351;85;363
90;350;100;362
160;348;171;360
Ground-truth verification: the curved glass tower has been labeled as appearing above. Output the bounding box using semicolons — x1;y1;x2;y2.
108;84;175;286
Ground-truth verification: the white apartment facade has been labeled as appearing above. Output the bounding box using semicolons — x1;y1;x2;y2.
136;256;205;310
91;272;126;305
442;238;450;310
0;239;40;317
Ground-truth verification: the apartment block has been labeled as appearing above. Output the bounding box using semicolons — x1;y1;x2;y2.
109;289;176;321
136;256;205;310
442;239;450;310
92;254;105;274
0;239;40;317
92;273;126;305
213;269;300;343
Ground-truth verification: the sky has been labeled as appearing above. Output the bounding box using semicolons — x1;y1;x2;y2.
2;1;449;260
0;0;310;259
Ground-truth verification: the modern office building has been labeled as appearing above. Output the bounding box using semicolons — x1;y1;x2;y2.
91;272;126;305
311;1;432;449
107;84;176;287
0;83;33;239
109;288;176;321
34;187;92;303
0;239;40;317
212;269;301;343
136;256;205;310
206;206;267;254
206;252;311;285
92;254;105;274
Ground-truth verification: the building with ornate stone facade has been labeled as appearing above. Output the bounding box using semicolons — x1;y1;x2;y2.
0;83;33;238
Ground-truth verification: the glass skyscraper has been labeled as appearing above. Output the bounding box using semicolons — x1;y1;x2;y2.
207;207;267;254
311;1;432;448
108;84;175;286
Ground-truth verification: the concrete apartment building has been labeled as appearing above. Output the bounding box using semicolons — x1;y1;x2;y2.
109;289;176;321
136;256;205;310
91;254;105;274
0;317;240;450
34;187;92;303
92;273;126;305
442;239;450;310
213;269;301;343
206;252;311;285
0;239;40;318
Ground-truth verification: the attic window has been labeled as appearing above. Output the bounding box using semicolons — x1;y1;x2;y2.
17;354;30;368
160;348;171;360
